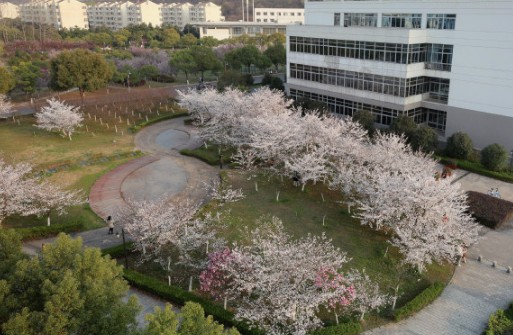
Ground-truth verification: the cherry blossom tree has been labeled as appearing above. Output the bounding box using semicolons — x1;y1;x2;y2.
35;98;84;140
200;217;353;335
345;269;391;321
0;94;13;118
0;159;42;225
121;197;224;287
179;87;480;274
36;183;84;226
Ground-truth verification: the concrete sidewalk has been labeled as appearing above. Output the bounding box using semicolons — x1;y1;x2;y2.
365;168;513;335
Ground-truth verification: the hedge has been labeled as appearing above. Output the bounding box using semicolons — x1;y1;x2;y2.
17;222;83;240
130;112;189;132
394;282;445;321
438;157;513;183
118;267;363;335
122;269;264;335
310;322;362;335
466;191;513;229
484;302;513;335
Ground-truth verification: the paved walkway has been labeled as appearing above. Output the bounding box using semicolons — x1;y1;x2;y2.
364;170;513;335
22;116;217;327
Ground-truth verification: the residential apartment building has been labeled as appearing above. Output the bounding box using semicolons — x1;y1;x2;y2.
286;0;513;149
88;1;160;30
0;2;19;19
254;8;304;24
19;0;88;29
196;21;286;40
160;2;222;28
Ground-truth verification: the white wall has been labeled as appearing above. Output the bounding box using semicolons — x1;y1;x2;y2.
296;0;513;119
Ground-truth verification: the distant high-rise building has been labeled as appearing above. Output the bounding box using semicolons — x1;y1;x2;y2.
19;0;88;30
287;0;513;149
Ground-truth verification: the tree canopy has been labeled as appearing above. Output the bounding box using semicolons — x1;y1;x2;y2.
50;49;113;98
0;231;140;335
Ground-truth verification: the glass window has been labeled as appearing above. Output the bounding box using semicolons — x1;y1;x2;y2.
382;13;422;28
334;13;341;26
343;13;377;27
427;14;456;30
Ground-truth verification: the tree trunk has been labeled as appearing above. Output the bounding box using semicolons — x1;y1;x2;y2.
276;191;280;202
188;276;193;292
254;181;258;192
360;311;365;321
321;193;325;202
301;183;306;192
392;284;400;310
168;275;171;286
322;214;326;226
224;296;228;310
47;215;51;226
334;312;339;325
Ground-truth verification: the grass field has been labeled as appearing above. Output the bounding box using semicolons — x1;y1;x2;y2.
0;96;186;233
122;163;453;329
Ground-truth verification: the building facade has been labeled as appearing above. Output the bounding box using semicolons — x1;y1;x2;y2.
0;2;19;19
88;1;161;30
196;21;286;40
286;0;513;149
161;2;223;28
254;8;304;24
19;0;88;29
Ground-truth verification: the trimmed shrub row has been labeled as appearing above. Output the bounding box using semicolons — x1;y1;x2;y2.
17;222;83;240
466;191;513;229
122;269;264;335
310;322;362;335
120;267;362;335
484;302;513;335
130;112;189;132
438;158;513;184
394;282;445;321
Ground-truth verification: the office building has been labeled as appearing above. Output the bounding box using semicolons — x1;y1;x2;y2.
286;0;513;149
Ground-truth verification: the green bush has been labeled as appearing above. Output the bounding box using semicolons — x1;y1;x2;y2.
484;303;513;335
394;282;445;321
390;115;417;138
481;144;509;172
410;126;438;153
16;222;83;240
438;157;513;183
261;74;284;91
466;191;513;229
352;109;376;138
309;322;362;335
445;132;474;160
122;269;263;335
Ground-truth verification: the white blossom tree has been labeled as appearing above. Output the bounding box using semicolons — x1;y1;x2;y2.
346;269;391;321
0;94;13;118
0;159;42;225
179;87;480;274
36;183;84;226
200;217;354;335
35;98;83;140
0;158;86;226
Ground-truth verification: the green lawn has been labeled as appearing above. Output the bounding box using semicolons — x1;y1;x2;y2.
122;164;453;330
0;100;184;235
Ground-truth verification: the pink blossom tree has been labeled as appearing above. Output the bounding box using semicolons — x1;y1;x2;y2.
36;183;84;226
200;217;353;335
35;98;84;140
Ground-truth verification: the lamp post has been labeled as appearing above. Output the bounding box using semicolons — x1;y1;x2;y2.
510;150;513;171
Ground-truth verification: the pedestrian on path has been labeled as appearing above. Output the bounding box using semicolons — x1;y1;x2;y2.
106;215;114;235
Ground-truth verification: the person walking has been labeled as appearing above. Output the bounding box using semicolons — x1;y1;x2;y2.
106;216;114;235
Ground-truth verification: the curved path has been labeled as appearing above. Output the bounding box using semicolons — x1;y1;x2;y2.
24;117;217;327
89;117;217;222
364;171;513;335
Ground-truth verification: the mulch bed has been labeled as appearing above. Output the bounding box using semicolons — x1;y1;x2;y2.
467;191;513;229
